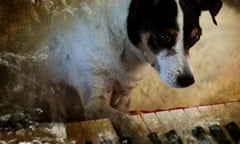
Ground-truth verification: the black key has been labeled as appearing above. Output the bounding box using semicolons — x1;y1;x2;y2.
85;141;92;144
225;122;240;143
165;130;183;144
192;126;212;144
120;136;132;144
208;124;231;144
148;132;162;144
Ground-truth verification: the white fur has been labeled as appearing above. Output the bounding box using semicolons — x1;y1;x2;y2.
48;0;148;103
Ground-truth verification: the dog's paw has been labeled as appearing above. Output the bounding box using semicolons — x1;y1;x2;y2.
117;117;152;144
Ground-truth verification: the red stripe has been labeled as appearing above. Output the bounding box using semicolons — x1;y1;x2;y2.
128;99;240;115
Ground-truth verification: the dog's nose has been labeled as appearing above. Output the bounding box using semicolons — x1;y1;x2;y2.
177;74;195;87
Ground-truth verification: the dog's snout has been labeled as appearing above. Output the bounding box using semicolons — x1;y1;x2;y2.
177;74;195;87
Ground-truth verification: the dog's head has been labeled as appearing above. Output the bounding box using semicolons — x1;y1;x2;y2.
127;0;222;88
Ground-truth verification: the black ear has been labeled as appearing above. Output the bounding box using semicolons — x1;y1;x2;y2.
199;0;223;25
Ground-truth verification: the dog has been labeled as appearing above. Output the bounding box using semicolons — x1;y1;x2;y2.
47;0;222;143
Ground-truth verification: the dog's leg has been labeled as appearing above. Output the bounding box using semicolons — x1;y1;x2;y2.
84;97;152;144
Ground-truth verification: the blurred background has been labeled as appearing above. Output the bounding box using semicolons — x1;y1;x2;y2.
0;0;239;126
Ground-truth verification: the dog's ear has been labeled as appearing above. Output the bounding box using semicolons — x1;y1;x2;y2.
199;0;223;25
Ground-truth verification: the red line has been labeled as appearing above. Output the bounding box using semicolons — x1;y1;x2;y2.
128;99;240;115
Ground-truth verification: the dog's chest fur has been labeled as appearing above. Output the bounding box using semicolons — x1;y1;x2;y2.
48;0;146;105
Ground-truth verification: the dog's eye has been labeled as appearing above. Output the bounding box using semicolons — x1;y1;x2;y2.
186;33;201;49
156;33;172;47
192;34;200;42
150;32;173;48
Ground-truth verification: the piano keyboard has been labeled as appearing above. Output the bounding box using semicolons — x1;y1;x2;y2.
0;102;239;144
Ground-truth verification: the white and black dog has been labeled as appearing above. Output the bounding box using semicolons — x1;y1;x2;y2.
48;0;222;143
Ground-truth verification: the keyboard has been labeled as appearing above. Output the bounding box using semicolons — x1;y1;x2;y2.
0;102;239;144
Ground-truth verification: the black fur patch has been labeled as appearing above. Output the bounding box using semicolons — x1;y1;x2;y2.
179;0;202;50
127;0;179;53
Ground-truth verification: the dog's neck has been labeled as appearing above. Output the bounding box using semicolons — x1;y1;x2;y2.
105;0;149;80
121;40;150;80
